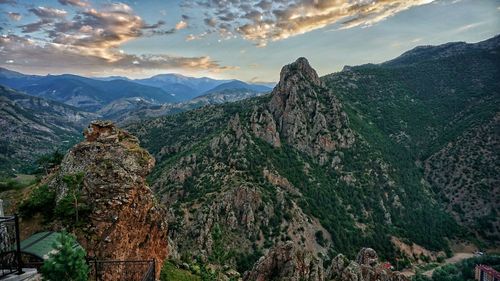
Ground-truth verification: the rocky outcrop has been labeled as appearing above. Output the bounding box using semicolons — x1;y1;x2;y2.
252;57;354;165
47;120;168;279
326;251;409;281
244;241;324;281
245;245;409;281
356;247;379;266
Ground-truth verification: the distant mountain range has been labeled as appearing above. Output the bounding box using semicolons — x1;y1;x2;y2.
0;68;273;111
0;85;98;174
134;73;233;101
103;85;270;125
0;70;272;174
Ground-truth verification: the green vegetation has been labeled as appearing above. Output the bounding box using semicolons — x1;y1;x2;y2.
209;224;229;264
19;173;90;226
54;173;90;226
413;255;500;281
40;232;89;281
35;150;64;175
160;259;234;281
19;184;56;218
323;46;500;241
160;261;201;281
127;69;465;262
125;39;498;269
0;174;37;192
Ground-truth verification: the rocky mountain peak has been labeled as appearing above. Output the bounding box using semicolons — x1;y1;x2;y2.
254;57;354;164
279;57;321;86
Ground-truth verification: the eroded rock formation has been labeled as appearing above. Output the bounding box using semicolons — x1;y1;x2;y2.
252;57;354;165
243;241;324;281
48;120;168;279
245;245;409;281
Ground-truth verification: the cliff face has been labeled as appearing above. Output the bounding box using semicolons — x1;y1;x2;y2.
47;121;168;279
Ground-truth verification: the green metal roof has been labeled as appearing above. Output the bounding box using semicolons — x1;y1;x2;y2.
20;231;81;260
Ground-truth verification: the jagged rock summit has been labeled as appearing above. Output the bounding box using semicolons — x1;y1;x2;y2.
47;120;168;279
253;57;354;165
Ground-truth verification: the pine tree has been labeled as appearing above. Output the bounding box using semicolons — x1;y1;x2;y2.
40;232;89;281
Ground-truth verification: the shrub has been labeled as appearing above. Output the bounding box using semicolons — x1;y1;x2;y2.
160;261;200;281
40;232;88;281
315;230;327;247
19;185;56;218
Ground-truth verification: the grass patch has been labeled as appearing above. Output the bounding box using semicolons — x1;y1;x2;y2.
160;261;201;281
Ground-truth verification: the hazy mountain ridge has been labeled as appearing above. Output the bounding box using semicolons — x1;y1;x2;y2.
0;72;177;111
0;69;272;113
0;85;98;175
134;73;232;101
383;34;500;66
103;87;271;125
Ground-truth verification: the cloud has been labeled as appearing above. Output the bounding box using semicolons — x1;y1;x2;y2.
454;22;485;33
29;6;67;18
0;34;234;74
8;12;21;21
143;20;166;29
185;32;208;41
186;0;435;46
185;34;197;41
19;19;52;33
175;20;188;30
58;0;89;7
28;3;160;55
3;2;234;75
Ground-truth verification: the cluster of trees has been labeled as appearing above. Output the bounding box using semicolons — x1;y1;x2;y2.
19;173;89;228
413;255;500;281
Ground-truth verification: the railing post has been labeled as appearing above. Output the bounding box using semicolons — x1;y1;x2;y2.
95;257;98;281
14;214;23;275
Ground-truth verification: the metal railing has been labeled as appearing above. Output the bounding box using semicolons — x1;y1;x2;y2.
87;258;155;281
0;215;22;278
1;214;156;281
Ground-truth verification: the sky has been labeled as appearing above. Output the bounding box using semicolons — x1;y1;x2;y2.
0;0;498;82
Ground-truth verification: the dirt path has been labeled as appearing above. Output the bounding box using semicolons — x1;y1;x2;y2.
422;252;475;277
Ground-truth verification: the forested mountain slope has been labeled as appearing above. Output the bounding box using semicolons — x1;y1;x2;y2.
323;34;499;244
127;57;461;275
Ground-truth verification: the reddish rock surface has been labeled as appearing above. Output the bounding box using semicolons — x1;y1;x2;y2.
49;120;168;279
